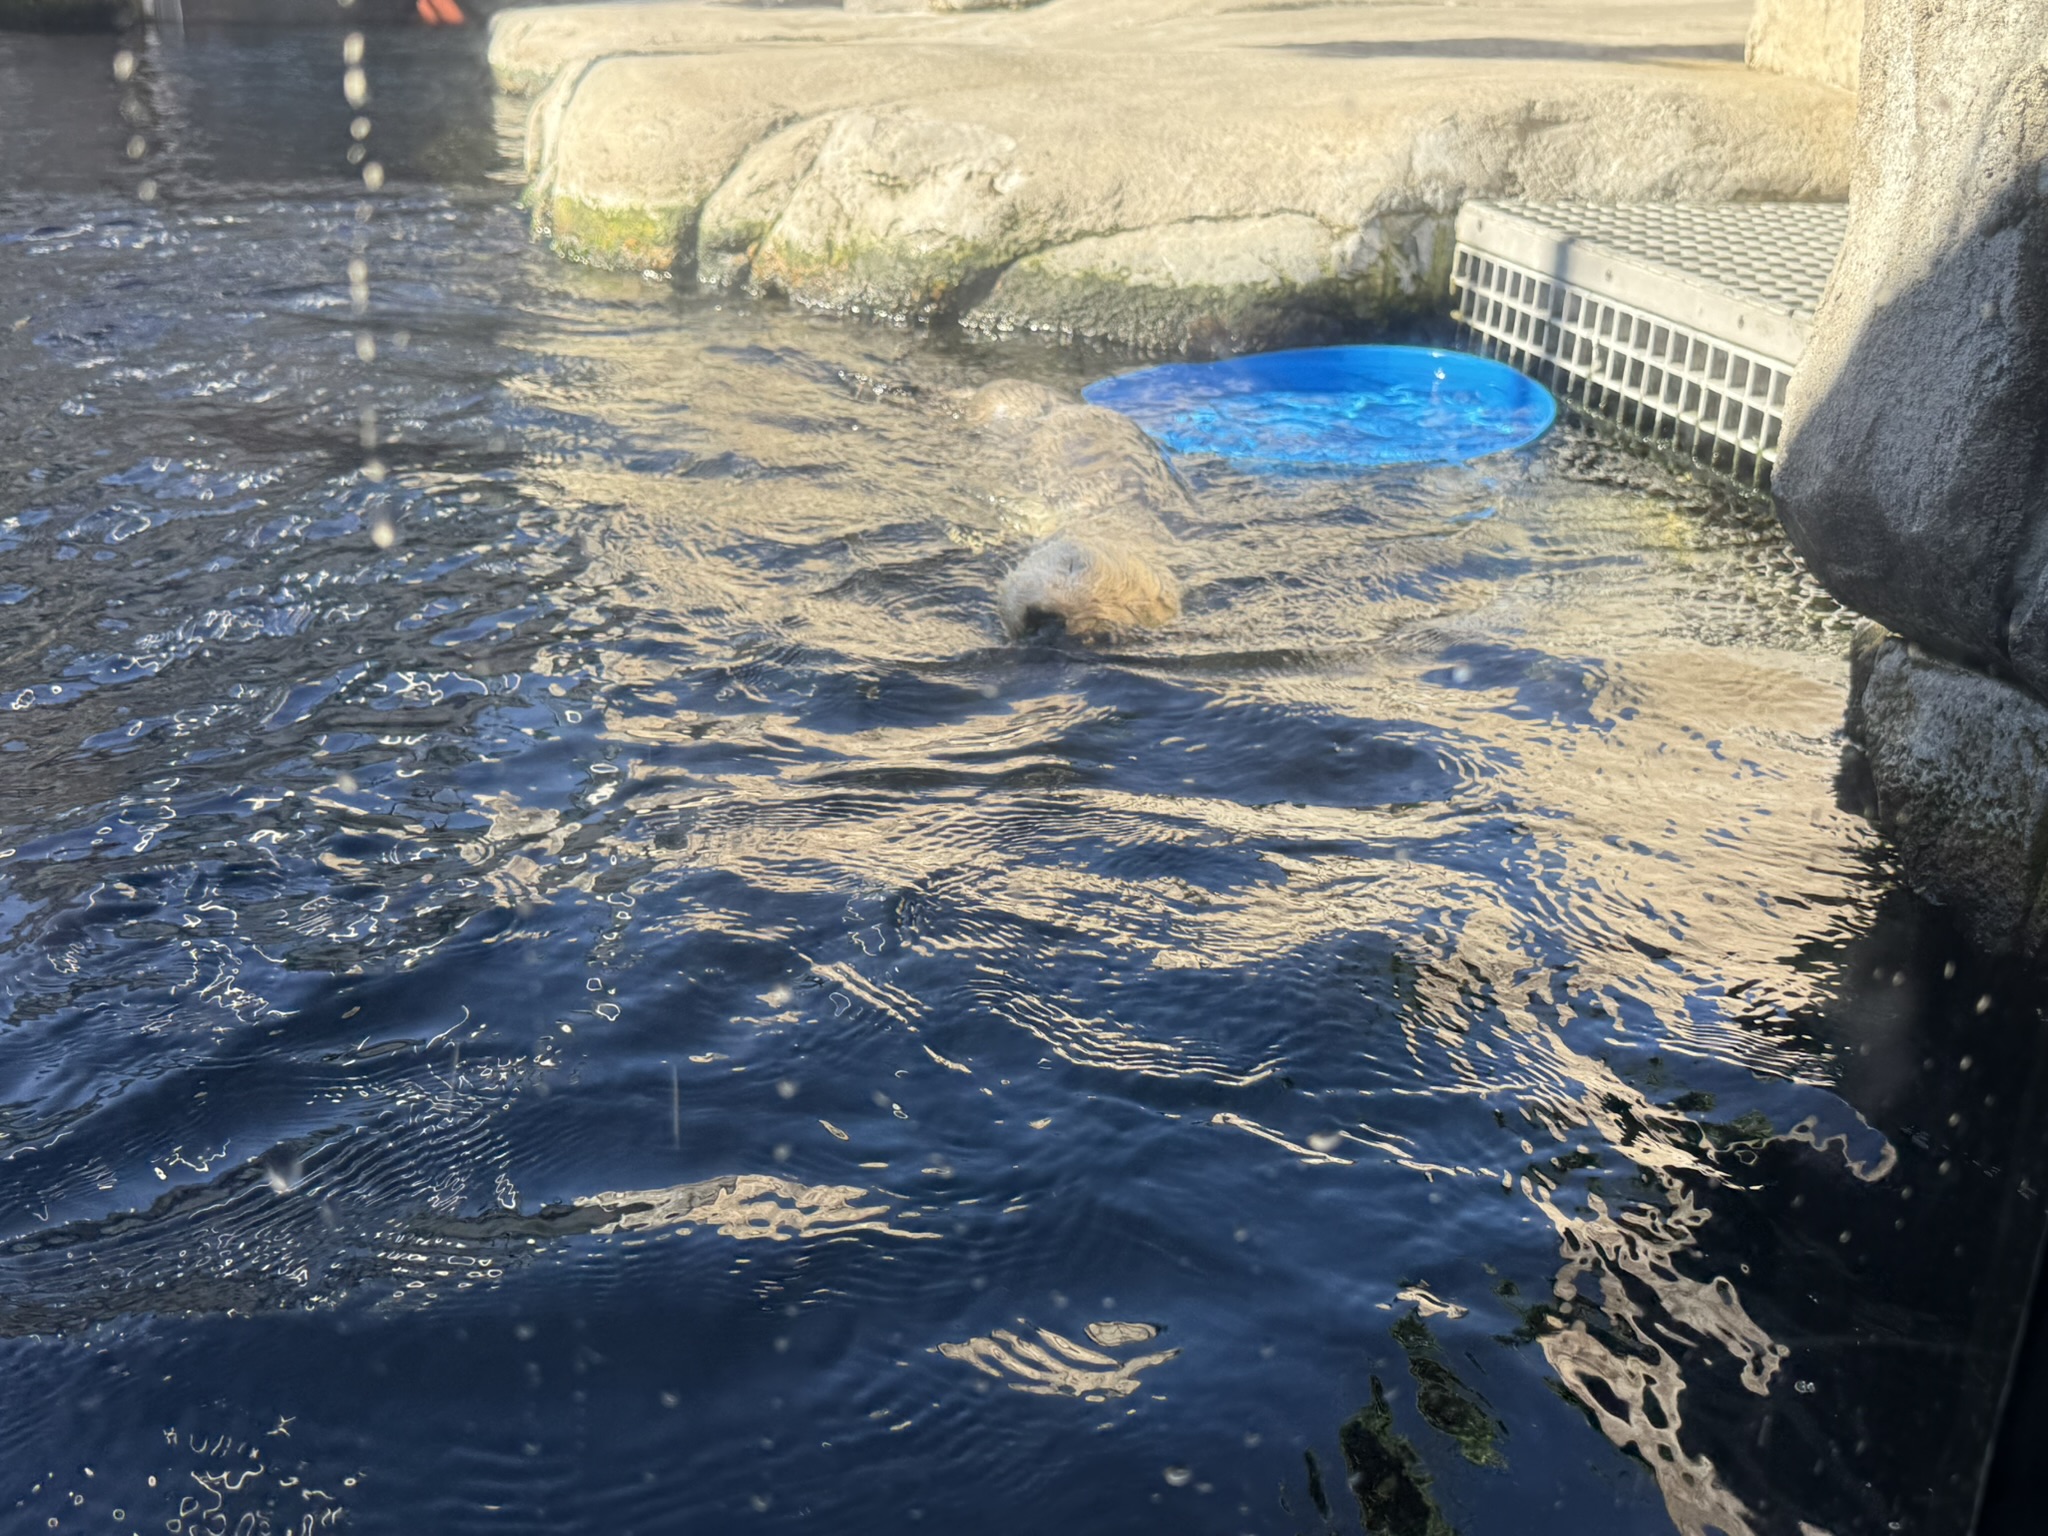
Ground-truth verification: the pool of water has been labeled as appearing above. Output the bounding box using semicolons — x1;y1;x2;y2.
3;26;2046;1536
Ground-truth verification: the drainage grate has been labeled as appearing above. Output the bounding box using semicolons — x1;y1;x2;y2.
1450;200;1848;490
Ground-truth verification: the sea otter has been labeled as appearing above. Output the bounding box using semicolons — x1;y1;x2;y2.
965;380;1186;642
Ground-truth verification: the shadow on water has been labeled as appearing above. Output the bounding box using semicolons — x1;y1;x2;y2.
1;23;2046;1536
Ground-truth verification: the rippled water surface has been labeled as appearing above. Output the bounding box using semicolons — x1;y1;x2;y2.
5;27;2048;1536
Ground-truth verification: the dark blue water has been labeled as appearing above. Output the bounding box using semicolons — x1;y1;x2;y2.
3;26;2046;1536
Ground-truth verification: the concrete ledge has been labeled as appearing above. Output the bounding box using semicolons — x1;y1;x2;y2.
492;0;1855;351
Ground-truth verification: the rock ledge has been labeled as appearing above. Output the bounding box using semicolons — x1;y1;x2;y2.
492;0;1855;351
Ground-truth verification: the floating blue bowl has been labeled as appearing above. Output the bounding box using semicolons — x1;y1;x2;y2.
1081;344;1557;473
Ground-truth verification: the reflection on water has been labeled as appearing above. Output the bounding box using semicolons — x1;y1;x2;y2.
576;1173;934;1243
939;1319;1177;1401
2;25;2047;1536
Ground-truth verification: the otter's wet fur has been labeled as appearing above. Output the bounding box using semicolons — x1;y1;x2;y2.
966;380;1186;642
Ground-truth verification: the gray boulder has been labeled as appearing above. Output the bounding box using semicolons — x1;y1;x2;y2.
1774;0;2048;696
1848;632;2048;954
1772;0;2048;952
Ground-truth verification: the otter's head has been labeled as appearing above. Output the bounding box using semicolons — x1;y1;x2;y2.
996;534;1181;642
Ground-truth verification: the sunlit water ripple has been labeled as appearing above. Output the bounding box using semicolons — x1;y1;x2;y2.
2;27;2045;1536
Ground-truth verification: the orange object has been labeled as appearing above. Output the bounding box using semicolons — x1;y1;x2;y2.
416;0;466;24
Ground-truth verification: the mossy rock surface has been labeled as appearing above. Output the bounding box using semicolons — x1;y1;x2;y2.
539;195;690;275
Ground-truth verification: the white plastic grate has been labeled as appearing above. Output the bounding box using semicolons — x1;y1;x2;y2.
1451;200;1849;490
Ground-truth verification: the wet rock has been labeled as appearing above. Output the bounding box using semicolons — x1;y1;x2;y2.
521;53;791;275
492;0;1855;349
1775;0;2048;694
1847;634;2048;956
963;214;1448;353
1773;0;2048;955
746;110;1034;317
1745;0;1864;92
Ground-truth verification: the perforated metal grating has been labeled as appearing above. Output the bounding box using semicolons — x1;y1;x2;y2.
1451;200;1850;489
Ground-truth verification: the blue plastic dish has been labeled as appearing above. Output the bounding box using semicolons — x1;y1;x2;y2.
1081;344;1557;473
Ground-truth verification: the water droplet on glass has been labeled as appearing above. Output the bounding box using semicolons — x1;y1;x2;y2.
343;69;369;110
369;519;396;551
342;32;365;66
361;162;384;193
351;116;372;142
355;332;377;363
112;50;135;82
125;136;146;161
1163;1466;1193;1488
136;179;157;203
776;1079;797;1100
1307;1131;1343;1153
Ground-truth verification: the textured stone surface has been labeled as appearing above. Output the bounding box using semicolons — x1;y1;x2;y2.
491;0;1855;349
1849;635;2048;955
1775;0;2048;694
964;213;1449;352
1745;0;1864;92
